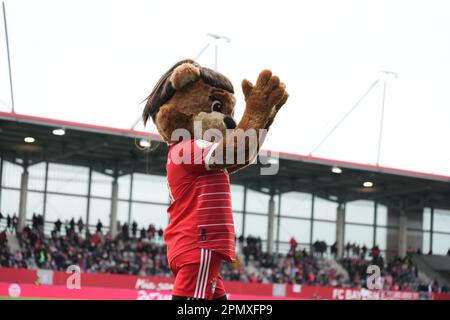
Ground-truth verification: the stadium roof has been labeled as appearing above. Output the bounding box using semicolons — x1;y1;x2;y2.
1;111;449;211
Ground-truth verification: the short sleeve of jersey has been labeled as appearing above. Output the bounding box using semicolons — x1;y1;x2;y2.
169;139;218;174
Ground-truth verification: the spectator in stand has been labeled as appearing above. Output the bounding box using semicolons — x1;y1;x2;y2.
32;214;37;228
331;242;337;258
148;224;156;239
6;215;12;233
361;245;367;259
0;212;5;232
313;240;327;257
301;248;308;257
140;227;146;240
96;220;103;233
307;271;315;285
115;221;122;237
320;241;327;257
132;221;138;239
32;214;43;233
54;219;62;233
12;214;18;233
313;240;319;257
406;246;417;257
0;230;6;244
431;280;440;293
238;235;244;254
371;245;380;258
345;242;351;257
90;230;101;246
69;218;76;231
64;220;70;235
122;223;129;240
157;228;163;240
354;244;360;258
104;231;112;243
77;218;84;234
38;214;44;229
256;237;262;252
289;237;297;253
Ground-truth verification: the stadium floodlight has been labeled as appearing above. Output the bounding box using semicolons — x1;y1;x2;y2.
380;70;398;79
261;187;270;193
207;33;231;43
363;181;374;188
139;139;151;148
52;128;65;136
24;136;35;143
331;166;342;174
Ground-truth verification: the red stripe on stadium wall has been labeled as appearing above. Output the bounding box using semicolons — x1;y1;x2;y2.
0;267;38;284
2;268;448;300
270;149;450;182
0;267;272;296
53;270;173;291
0;111;160;140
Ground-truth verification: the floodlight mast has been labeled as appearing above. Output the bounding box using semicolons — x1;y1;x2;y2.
377;70;398;166
309;70;398;167
2;1;15;113
131;33;231;130
205;33;231;71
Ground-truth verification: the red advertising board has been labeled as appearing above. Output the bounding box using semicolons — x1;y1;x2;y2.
0;267;448;300
0;283;287;300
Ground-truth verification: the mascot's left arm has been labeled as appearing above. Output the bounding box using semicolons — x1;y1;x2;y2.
208;70;289;173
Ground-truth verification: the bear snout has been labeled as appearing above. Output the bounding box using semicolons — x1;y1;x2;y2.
224;116;236;129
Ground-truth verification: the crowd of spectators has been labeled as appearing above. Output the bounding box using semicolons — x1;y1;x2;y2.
222;235;344;286
0;212;19;234
339;241;449;293
0;213;449;293
0;214;170;277
2;220;344;287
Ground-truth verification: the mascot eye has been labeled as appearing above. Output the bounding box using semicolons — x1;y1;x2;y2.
211;100;223;112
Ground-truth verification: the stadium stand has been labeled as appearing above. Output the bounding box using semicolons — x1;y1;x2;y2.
1;216;448;293
411;254;450;288
1;112;450;299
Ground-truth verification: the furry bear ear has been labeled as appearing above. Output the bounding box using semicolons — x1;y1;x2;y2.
170;62;201;90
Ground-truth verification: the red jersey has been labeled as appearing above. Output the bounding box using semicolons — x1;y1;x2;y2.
164;139;236;265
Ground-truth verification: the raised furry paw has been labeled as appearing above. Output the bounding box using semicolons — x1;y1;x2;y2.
241;70;288;116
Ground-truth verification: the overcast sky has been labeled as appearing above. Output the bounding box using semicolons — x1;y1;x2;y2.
1;0;449;176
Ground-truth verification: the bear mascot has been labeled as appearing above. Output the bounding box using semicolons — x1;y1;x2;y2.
142;59;288;300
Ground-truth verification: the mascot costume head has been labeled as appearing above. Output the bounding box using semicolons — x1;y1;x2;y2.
143;60;288;167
